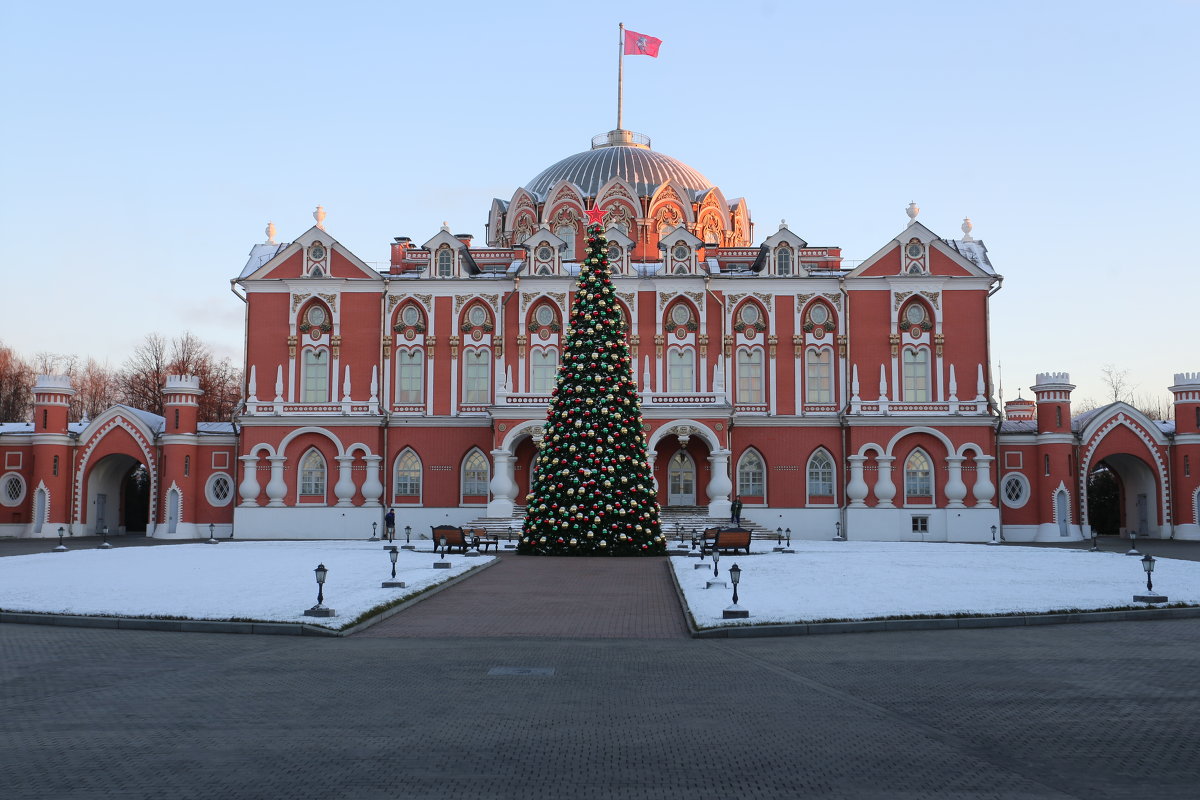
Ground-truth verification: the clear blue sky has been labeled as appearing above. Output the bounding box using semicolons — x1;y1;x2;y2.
2;0;1196;408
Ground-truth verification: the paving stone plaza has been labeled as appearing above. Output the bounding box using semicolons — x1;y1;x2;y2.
2;540;1199;799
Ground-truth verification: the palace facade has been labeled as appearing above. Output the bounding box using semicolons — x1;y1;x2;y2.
3;129;1198;541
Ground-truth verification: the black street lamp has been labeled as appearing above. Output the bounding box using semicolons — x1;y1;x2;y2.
776;527;783;543
371;521;379;541
1141;554;1156;594
405;525;412;544
389;547;399;580
834;520;843;541
439;535;447;558
730;563;742;606
1091;529;1099;551
723;563;749;619
434;535;451;569
54;526;68;552
989;524;999;546
712;546;720;578
691;528;698;550
785;528;791;547
205;522;218;545
303;563;336;617
676;523;683;544
1126;530;1141;556
100;525;113;549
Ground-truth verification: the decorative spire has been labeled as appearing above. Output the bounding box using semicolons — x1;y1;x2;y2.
342;366;352;402
976;364;986;401
265;221;277;244
879;364;889;401
851;364;860;402
369;366;378;403
441;221;451;232
313;205;326;230
779;219;788;230
247;365;258;403
961;217;974;242
905;201;919;225
948;364;958;402
274;366;284;403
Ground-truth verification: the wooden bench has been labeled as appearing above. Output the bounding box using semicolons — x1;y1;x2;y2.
713;528;752;555
431;525;470;554
696;527;721;555
464;527;500;554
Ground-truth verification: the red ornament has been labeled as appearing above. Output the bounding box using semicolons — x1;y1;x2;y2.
585;206;606;226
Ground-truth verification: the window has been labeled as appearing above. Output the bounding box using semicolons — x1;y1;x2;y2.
534;305;555;327
463;350;490;404
667;348;695;392
436;247;453;276
1186;455;1191;478
606;243;621;263
42;410;47;429
401;305;420;327
1044;454;1051;476
776;247;791;276
806;349;833;403
672;244;690;261
808;304;830;326
670;304;692;327
174;409;180;430
462;450;489;497
555;225;576;260
1056;406;1063;428
1000;473;1030;509
902;348;930;402
184;456;190;477
0;473;25;506
205;473;233;507
738;450;765;497
468;306;487;327
739;304;761;327
299;450;326;497
736;349;764;403
912;515;929;534
394;450;421;498
530;349;558;394
904;450;933;501
302;349;329;402
396;350;424;404
807;450;835;498
306;305;327;327
53;455;59;477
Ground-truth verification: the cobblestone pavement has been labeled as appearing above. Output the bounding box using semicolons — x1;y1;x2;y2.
2;620;1198;799
359;554;689;639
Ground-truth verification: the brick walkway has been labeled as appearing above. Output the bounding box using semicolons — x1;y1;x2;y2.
358;553;689;638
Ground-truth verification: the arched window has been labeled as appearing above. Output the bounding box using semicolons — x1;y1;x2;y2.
302;349;330;402
396;349;424;404
184;456;190;477
436;247;453;276
736;348;764;403
530;348;558;394
902;348;930;402
904;449;933;501
807;450;835;499
806;349;833;403
667;348;695;392
299;449;327;497
737;450;765;497
463;349;491;404
394;449;421;500
776;246;792;276
462;450;490;499
166;487;180;535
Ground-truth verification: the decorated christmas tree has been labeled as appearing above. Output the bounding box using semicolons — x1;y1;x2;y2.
518;210;666;556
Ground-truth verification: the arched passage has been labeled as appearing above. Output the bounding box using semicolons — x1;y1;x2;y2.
1079;405;1171;540
85;453;151;535
1088;454;1160;538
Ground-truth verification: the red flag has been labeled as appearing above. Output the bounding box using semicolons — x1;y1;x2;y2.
623;30;662;57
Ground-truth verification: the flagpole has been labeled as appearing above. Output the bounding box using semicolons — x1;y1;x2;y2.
617;22;624;131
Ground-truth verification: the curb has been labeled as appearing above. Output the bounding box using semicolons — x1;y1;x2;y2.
0;558;499;638
689;605;1200;638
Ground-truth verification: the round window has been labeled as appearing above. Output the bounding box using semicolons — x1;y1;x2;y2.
310;244;326;261
809;304;829;325
606;244;621;262
306;306;327;327
468;306;487;326
673;245;689;261
905;304;926;326
670;305;691;326
906;242;924;259
401;306;420;326
206;473;234;507
740;304;760;326
537;245;554;261
1;473;25;506
535;305;555;326
1001;473;1030;509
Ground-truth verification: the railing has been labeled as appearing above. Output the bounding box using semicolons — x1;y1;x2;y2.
644;392;724;406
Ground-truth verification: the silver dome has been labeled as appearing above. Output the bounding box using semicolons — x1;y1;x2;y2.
525;130;713;200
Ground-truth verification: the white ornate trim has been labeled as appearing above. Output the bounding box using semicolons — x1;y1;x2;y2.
1078;412;1171;525
74;415;159;527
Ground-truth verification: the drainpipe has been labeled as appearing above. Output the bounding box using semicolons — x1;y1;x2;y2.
380;277;391;519
838;276;851;539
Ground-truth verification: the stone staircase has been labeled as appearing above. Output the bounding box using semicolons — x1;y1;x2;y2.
459;504;782;546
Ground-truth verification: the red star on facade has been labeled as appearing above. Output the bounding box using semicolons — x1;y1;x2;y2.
585;206;606;226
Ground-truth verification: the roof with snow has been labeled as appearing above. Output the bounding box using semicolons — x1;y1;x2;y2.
943;239;994;274
240;242;288;279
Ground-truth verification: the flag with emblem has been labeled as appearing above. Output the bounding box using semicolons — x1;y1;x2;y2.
623;29;662;57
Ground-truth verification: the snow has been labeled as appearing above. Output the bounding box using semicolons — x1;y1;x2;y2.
0;541;493;630
673;542;1200;629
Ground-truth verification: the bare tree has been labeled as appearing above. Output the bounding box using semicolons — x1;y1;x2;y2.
73;358;122;420
119;332;241;422
0;341;33;422
1100;364;1134;405
119;333;171;415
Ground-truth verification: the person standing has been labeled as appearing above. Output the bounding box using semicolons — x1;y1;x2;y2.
731;495;743;527
384;508;396;542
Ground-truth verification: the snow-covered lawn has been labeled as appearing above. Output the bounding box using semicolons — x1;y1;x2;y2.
674;542;1200;629
0;542;493;630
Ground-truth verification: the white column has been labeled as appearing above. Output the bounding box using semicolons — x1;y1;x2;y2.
361;455;384;507
265;456;287;507
846;455;869;507
238;455;261;506
873;456;896;508
972;455;996;507
487;449;516;518
706;449;733;518
334;455;356;506
945;456;968;508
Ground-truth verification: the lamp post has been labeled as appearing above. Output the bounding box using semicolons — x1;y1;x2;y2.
402;525;414;550
785;528;791;547
712;546;720;578
434;535;450;569
1134;553;1168;603
382;546;406;588
1090;528;1099;552
54;526;68;552
205;522;218;545
834;520;843;541
1126;530;1140;556
988;524;999;546
723;563;749;619
370;521;379;541
100;525;113;549
304;563;335;617
691;528;698;549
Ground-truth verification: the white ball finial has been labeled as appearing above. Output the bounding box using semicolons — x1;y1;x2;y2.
441;220;451;232
961;217;974;241
313;205;326;230
265;221;277;244
906;201;919;224
779;218;788;230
